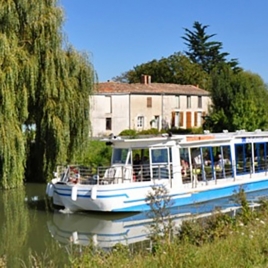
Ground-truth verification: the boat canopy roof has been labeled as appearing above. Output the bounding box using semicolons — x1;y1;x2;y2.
103;130;268;149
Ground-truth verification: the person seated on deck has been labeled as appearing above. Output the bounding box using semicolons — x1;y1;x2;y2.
139;156;150;180
133;153;141;176
181;158;189;176
193;154;201;166
203;150;211;166
215;154;231;171
192;150;211;166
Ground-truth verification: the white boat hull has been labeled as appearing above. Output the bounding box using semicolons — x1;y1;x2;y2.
47;173;268;212
46;131;268;213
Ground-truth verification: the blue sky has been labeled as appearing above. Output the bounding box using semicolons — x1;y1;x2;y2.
59;0;268;84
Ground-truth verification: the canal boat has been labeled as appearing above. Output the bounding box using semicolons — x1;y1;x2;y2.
46;129;268;212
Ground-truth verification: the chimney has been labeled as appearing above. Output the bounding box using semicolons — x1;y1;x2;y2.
141;74;151;84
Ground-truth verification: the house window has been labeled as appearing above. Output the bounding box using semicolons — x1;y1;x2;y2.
137;116;144;128
151;115;160;129
106;118;112;130
176;96;180;109
194;112;202;127
147;97;152;108
187;96;191;109
171;112;180;128
198;96;202;108
105;96;112;113
154;115;160;129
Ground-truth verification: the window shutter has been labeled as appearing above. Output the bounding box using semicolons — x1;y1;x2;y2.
147;97;152;108
194;112;198;126
186;112;191;128
171;111;175;127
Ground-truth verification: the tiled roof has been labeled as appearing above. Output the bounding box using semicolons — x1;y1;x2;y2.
96;82;210;96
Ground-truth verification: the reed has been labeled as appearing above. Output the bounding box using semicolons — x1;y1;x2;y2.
67;209;268;268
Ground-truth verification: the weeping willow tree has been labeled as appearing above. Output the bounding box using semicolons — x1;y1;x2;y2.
0;0;95;188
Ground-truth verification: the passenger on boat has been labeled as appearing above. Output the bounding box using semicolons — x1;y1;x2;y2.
193;154;202;165
203;150;211;165
215;154;231;171
181;158;189;176
133;153;141;176
193;151;210;166
141;156;150;180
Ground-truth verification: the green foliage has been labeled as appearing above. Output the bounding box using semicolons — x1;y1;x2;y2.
178;210;236;246
0;1;95;186
234;188;257;224
0;188;30;267
72;139;112;169
139;128;164;135
114;52;210;89
119;129;138;137
206;64;268;132
119;128;203;137
146;186;175;249
169;127;203;134
119;128;165;137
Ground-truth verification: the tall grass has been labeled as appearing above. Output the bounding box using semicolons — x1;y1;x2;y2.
67;205;268;268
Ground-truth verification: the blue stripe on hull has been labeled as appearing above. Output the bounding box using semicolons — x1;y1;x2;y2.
113;179;268;212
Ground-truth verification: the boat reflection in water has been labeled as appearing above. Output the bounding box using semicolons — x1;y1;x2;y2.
47;190;267;251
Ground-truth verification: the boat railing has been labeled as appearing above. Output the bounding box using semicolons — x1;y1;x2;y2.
55;159;268;186
181;163;234;183
236;159;268;176
55;166;69;181
57;164;174;185
182;160;268;185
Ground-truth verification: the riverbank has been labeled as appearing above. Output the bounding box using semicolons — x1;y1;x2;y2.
68;202;268;268
20;193;268;268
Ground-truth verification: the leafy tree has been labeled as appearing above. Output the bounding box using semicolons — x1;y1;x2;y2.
114;53;210;89
205;64;268;132
183;21;240;73
72;140;112;169
0;0;95;188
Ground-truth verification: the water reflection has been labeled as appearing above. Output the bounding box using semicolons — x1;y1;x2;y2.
47;189;268;253
47;207;237;254
0;184;70;267
0;187;30;267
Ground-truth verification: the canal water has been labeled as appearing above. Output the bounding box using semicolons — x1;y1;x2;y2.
1;183;268;267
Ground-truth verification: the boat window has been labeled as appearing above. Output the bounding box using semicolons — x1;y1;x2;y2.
151;148;168;164
235;143;252;175
180;148;189;163
112;148;129;164
253;142;268;172
188;145;232;180
150;148;170;179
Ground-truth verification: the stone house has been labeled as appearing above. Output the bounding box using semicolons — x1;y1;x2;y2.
90;75;211;137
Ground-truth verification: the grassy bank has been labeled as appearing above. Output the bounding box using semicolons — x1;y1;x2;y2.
68;206;268;268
